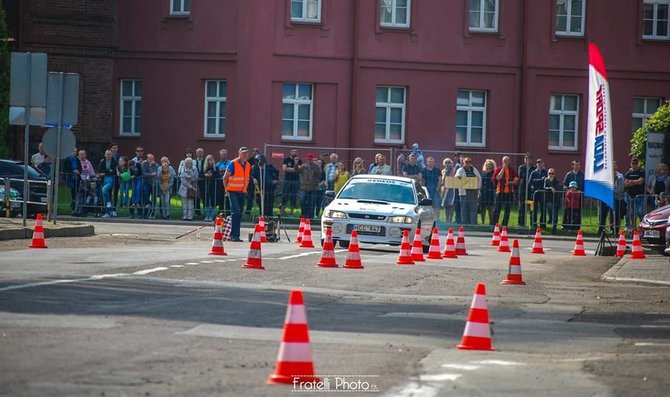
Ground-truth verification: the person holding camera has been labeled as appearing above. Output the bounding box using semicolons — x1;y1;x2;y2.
252;154;279;217
281;148;301;215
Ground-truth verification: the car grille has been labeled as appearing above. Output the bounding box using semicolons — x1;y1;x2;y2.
348;213;386;221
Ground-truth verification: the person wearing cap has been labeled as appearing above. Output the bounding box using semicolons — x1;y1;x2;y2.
528;158;548;229
297;153;322;219
251;154;279;217
223;146;252;241
544;168;563;234
623;158;645;232
517;154;535;226
411;143;425;169
564;180;581;234
281;148;301;215
244;148;260;217
562;160;585;229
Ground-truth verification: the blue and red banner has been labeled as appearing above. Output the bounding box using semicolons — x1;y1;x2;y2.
584;43;614;210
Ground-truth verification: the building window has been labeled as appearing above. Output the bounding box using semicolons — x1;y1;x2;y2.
170;0;191;16
291;0;321;23
381;0;411;28
469;0;499;32
643;0;670;39
204;81;227;138
282;83;313;141
632;97;662;132
549;94;579;151
120;80;142;136
556;0;585;36
375;86;406;144
456;90;487;147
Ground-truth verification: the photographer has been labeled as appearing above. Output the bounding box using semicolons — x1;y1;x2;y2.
252;154;279;217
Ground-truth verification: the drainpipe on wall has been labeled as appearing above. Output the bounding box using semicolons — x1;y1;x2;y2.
517;0;528;156
348;0;360;150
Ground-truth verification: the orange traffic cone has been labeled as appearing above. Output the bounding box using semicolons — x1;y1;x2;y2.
572;230;586;256
317;228;338;268
344;229;364;269
242;225;265;269
410;228;425;262
457;283;495;351
297;218;305;244
629;230;646;259
490;223;501;246
268;290;320;385
616;230;627;257
209;217;227;256
396;230;415;265
443;228;458;259
258;216;267;243
427;227;443;260
455;226;468;255
299;219;315;248
502;239;526;285
497;226;510;253
28;213;47;249
531;228;544;254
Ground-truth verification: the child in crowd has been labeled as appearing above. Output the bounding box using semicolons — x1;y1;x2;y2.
117;156;130;208
564;181;582;230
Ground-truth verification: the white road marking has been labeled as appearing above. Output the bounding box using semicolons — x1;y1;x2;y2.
212;259;227;263
278;249;347;260
185;262;200;266
380;312;459;320
200;260;215;264
133;267;169;275
441;364;480;370
89;273;130;280
170;265;185;268
635;342;670;346
640;324;670;328
383;381;439;397
419;374;462;382
0;279;83;292
472;359;526;366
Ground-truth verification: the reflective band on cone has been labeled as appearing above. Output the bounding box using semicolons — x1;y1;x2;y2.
259;216;267;243
427;227;443;260
490;223;501;246
268;290;320;385
297;218;305;244
443;228;458;259
317;228;338;268
629;230;646;259
501;239;526;285
299;219;315;248
616;230;627;257
209;217;227;256
458;283;495;351
344;229;364;269
28;213;47;249
572;230;586;256
396;230;415;265
455;226;468;255
411;228;425;262
497;227;510;253
243;225;265;269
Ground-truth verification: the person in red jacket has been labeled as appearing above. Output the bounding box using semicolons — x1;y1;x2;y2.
492;156;519;227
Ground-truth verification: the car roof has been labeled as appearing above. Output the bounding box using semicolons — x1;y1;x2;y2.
349;174;415;184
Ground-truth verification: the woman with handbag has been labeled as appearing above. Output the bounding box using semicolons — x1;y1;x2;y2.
178;158;198;220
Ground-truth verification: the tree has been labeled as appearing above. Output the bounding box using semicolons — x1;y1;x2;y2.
630;100;670;165
0;4;10;158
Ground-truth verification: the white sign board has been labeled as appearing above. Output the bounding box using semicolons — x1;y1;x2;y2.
645;132;665;192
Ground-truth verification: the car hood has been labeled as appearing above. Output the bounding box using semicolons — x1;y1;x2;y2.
643;204;670;223
327;199;417;215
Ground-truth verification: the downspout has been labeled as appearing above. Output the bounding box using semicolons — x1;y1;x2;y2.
518;0;528;155
348;0;360;150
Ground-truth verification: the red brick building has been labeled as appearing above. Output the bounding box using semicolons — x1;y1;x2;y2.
7;0;670;171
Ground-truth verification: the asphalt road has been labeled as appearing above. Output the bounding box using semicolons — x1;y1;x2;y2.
0;221;668;396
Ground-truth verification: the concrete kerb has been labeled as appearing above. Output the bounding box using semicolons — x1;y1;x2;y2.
0;219;94;241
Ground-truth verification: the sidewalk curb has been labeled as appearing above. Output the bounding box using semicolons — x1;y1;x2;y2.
0;223;95;241
601;256;670;286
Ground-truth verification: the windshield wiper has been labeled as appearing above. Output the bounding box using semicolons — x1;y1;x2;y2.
356;199;389;205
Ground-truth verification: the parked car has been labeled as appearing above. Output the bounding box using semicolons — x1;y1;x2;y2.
321;175;436;250
0;160;49;216
0;185;21;217
639;203;670;254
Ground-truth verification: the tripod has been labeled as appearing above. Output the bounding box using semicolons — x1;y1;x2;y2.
257;161;290;243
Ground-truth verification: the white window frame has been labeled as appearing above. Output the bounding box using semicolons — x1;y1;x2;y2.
375;86;406;144
555;0;586;36
632;96;663;132
548;94;580;151
119;80;142;137
282;83;314;141
203;80;227;138
455;90;487;148
643;0;670;40
170;0;191;16
380;0;411;28
291;0;321;23
469;0;499;32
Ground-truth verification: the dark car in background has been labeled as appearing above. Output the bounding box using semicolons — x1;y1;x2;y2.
0;160;49;216
639;204;670;254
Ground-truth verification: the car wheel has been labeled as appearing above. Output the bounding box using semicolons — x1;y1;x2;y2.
339;240;350;248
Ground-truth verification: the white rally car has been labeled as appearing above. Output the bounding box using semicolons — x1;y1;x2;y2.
321;175;436;250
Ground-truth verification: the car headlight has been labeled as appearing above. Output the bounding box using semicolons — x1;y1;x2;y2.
326;210;347;219
389;216;413;224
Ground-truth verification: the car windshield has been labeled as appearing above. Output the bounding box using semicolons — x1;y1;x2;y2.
337;179;416;205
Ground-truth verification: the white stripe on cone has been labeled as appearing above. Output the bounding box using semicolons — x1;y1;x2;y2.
286;304;307;324
277;342;313;362
463;321;491;339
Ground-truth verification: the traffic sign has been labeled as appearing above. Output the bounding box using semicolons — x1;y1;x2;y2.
46;72;79;126
42;127;76;159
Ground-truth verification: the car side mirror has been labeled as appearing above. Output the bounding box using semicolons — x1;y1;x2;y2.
324;190;335;199
420;198;433;206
